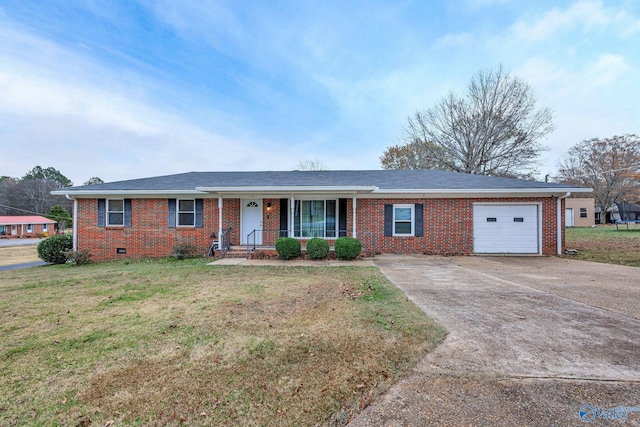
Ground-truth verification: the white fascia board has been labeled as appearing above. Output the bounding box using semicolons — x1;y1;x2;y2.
50;190;209;197
360;187;592;199
195;186;378;193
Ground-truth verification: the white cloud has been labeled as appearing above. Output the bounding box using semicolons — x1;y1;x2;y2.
511;1;611;41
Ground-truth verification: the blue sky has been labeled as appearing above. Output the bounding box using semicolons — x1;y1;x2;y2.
0;0;638;185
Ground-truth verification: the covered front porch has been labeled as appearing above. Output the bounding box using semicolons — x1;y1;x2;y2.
199;185;378;258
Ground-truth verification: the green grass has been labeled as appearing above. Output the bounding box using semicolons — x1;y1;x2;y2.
565;225;640;267
0;258;447;426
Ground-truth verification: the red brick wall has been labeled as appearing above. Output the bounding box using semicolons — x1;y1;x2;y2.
77;196;562;260
355;197;560;256
77;198;222;260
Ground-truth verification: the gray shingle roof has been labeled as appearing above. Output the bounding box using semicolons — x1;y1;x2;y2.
57;170;585;193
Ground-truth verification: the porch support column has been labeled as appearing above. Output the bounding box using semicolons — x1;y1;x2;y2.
352;195;357;238
218;196;223;243
289;195;295;237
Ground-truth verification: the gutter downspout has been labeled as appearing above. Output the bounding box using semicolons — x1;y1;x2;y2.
557;192;571;255
352;195;357;238
65;194;78;251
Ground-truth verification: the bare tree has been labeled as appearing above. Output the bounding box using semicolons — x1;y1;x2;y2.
381;65;555;178
557;134;640;216
296;159;326;171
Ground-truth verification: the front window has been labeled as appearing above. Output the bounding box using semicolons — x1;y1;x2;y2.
178;199;195;226
293;200;337;238
26;224;33;233
42;224;48;232
107;199;124;226
393;204;415;236
580;207;587;218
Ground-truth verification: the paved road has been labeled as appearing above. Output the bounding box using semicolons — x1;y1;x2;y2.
350;255;640;426
0;238;42;247
0;261;47;271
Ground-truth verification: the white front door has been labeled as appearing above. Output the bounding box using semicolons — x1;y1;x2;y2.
241;199;263;244
11;225;17;236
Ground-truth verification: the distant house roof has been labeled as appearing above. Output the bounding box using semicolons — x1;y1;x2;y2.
52;170;591;197
0;216;56;225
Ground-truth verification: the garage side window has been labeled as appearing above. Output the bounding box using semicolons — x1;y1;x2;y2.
580;208;587;218
393;205;414;235
384;203;423;237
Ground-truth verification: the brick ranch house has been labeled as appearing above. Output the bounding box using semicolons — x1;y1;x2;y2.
51;170;590;261
0;216;56;238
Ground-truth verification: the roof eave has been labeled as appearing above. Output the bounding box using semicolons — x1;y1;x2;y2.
195;186;379;194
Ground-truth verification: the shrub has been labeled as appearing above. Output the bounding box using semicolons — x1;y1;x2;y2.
275;237;301;260
62;249;93;266
334;237;362;260
37;234;73;264
171;243;200;260
39;232;48;238
306;238;330;260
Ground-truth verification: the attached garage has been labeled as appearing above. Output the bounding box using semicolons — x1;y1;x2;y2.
473;204;540;254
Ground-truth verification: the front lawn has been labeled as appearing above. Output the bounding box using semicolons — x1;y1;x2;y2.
565;225;640;267
0;259;446;426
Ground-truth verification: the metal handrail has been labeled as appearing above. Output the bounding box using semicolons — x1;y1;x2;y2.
219;228;232;258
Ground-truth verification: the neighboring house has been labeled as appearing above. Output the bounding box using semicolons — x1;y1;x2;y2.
0;216;56;238
51;170;590;261
595;202;640;224
612;202;640;222
564;198;595;227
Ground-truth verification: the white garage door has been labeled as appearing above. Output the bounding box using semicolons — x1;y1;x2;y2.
473;204;540;254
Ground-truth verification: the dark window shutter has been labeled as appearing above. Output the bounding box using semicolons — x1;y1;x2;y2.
384;204;393;237
339;198;348;237
195;199;203;228
124;199;132;227
97;199;105;227
168;199;176;228
279;198;288;237
415;204;424;237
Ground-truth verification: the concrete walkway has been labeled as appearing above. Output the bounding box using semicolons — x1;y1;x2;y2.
208;257;375;267
350;255;640;426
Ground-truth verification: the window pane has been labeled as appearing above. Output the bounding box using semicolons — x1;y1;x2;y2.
179;200;194;211
326;200;336;237
108;199;124;211
109;213;124;225
395;207;412;221
294;200;301;237
395;222;412;234
178;213;194;226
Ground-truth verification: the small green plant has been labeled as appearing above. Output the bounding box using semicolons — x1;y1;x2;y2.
37;234;73;264
62;249;93;266
306;237;329;260
335;237;362;260
275;237;301;260
171;243;200;260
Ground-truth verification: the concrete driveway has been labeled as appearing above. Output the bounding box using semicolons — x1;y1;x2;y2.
351;255;640;426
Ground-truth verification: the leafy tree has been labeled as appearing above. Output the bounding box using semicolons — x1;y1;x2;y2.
46;205;73;231
557;134;640;216
381;65;554;178
23;166;73;187
83;177;104;185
